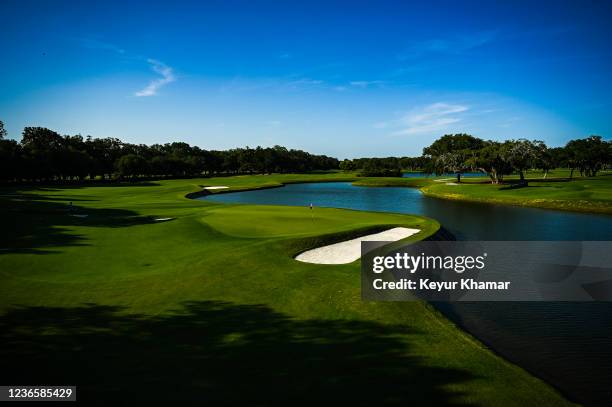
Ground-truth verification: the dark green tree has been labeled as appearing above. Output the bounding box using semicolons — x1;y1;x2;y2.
501;139;539;184
423;134;485;182
473;141;513;184
115;154;148;179
0;120;7;139
565;136;610;177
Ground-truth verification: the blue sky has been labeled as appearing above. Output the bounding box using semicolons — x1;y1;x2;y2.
1;0;610;158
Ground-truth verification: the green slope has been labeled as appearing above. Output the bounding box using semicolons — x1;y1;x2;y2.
0;175;574;405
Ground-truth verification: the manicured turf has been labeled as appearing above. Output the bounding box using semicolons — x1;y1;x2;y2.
0;175;573;405
422;172;612;214
355;170;612;214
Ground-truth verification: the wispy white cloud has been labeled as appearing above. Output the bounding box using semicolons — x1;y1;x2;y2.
76;39;176;97
79;37;126;54
398;30;498;60
349;80;386;88
287;78;324;86
135;59;176;97
217;76;328;94
381;102;469;136
219;74;393;94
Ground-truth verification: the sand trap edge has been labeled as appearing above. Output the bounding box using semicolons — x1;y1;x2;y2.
295;227;420;265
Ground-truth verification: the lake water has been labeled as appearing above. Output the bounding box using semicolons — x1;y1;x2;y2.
201;182;612;405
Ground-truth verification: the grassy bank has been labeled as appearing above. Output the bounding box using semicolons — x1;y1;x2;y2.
0;174;572;405
355;170;612;215
422;173;612;215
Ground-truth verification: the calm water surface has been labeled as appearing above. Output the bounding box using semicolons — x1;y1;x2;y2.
202;182;612;405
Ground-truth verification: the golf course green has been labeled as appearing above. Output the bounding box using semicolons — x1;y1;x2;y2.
0;173;577;405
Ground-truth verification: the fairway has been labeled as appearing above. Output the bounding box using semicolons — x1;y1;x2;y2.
0;175;573;405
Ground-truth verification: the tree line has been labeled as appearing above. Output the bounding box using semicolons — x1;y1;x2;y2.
1;121;609;184
339;156;430;177
0;123;339;182
339;134;611;183
424;134;610;183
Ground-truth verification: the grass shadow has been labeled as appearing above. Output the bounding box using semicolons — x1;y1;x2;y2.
0;301;477;406
3;181;162;189
498;182;531;190
0;192;155;254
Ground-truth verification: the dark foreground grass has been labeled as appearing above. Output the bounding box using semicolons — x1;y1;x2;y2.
0;175;573;406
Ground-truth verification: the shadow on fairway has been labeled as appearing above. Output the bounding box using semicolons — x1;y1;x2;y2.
3;181;162;190
0;301;476;406
0;192;155;254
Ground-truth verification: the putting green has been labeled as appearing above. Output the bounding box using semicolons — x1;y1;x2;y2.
0;175;574;405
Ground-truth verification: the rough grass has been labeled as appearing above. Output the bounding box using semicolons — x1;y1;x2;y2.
0;174;574;405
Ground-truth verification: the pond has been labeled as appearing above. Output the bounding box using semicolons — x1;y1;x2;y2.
201;182;612;405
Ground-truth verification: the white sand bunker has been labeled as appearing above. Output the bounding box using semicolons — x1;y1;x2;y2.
154;217;174;222
204;186;229;190
295;227;420;265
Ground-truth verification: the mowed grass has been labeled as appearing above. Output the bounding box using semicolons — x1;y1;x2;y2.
355;170;612;214
422;173;612;214
0;175;573;406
